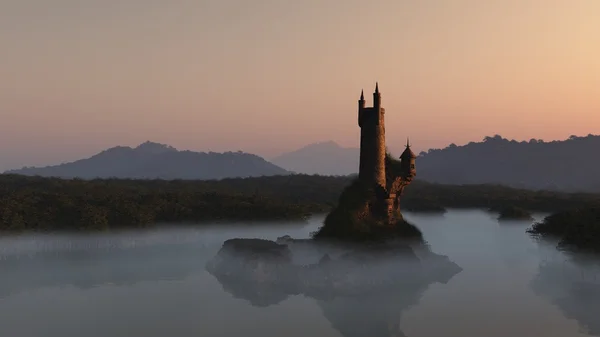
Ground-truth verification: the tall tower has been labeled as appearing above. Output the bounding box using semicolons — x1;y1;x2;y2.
358;83;386;189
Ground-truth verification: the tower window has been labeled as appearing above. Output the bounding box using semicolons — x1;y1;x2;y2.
410;164;415;169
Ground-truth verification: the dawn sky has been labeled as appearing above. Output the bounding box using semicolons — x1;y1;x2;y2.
1;0;599;171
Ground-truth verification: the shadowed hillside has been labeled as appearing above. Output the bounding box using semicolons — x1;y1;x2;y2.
417;134;600;192
272;135;600;191
5;141;290;180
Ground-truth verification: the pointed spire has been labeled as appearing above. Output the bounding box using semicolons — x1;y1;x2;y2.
401;137;416;159
375;82;379;94
360;89;364;100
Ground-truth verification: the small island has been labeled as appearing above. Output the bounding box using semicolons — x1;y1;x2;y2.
528;207;600;253
313;85;422;242
493;206;534;221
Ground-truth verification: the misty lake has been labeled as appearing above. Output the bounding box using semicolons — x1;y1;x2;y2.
1;209;599;337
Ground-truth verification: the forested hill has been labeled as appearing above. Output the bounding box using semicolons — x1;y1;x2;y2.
5;141;290;180
417;134;600;192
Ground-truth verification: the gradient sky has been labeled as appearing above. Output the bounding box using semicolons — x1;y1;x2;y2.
1;0;599;171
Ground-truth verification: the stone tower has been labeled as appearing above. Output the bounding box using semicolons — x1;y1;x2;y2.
358;83;386;190
314;83;419;238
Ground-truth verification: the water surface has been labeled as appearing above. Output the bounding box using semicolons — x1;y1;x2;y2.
0;210;598;337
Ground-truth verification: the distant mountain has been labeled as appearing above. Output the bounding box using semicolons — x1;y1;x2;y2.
271;141;359;176
6;141;290;180
416;134;600;192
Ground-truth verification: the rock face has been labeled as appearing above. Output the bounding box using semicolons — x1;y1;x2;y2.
206;237;462;337
313;178;424;242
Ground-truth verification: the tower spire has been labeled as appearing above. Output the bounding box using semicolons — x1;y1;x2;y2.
375;82;379;94
360;89;364;100
406;137;410;147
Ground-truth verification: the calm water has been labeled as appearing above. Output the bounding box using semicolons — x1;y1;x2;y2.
0;209;599;337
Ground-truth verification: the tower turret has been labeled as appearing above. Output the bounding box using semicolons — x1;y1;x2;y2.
373;82;381;111
400;138;416;178
358;90;365;127
358;83;386;189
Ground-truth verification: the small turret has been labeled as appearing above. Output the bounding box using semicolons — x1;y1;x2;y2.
400;138;416;177
358;90;365;126
373;82;381;111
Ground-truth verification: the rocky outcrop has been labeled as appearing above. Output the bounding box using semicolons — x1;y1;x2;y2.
312;179;424;242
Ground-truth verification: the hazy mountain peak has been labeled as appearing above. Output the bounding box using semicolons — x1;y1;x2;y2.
302;140;342;150
272;140;359;176
135;141;178;154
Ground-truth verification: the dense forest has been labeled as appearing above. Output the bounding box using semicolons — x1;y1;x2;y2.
529;207;600;253
417;134;600;192
2;173;600;233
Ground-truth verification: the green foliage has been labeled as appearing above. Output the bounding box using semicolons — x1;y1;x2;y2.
2;173;600;234
385;152;403;178
528;207;600;252
402;181;600;212
0;174;346;232
416;133;600;192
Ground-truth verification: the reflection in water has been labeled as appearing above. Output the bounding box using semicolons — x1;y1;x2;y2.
206;238;462;337
531;249;600;336
1;212;599;337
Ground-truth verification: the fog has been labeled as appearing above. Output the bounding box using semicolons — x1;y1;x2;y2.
0;211;598;337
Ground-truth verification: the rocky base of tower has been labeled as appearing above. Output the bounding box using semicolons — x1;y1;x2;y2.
312;179;423;243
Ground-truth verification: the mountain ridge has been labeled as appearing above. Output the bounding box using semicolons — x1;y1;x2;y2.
271;134;600;192
5;141;290;180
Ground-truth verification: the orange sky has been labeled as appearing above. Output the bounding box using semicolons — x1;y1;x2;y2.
1;0;599;170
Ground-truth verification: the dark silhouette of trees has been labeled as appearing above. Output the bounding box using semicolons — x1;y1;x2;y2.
417;134;600;192
528;207;600;253
1;173;600;232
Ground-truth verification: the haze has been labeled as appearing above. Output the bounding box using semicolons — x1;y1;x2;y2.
1;0;599;171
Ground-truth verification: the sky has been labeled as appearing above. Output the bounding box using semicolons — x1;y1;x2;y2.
1;0;599;171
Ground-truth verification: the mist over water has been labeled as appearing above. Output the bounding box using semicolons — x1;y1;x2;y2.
0;210;598;337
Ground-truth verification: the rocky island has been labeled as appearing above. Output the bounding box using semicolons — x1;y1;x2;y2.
313;85;422;242
205;86;463;337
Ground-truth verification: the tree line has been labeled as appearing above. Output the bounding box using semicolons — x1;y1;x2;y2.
1;173;600;232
